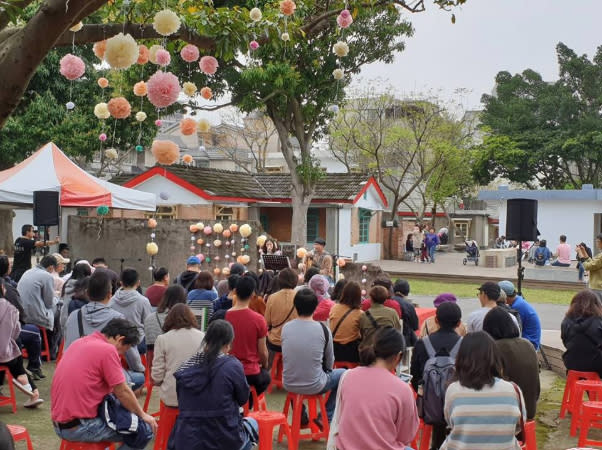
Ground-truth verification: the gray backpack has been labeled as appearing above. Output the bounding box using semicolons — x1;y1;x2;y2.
420;336;462;425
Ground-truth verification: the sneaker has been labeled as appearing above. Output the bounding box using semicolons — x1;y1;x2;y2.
12;379;35;397
23;398;44;408
29;368;45;379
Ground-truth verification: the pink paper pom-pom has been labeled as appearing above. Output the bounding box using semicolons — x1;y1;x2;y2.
249;40;259;51
60;54;85;80
199;56;219;75
155;119;162;126
156;49;171;66
137;45;149;65
337;9;353;28
180;44;200;63
147;71;180;108
151;140;180;165
99;133;107;142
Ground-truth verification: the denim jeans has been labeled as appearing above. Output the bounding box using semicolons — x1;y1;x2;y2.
19;325;42;370
428;246;436;263
125;370;145;391
578;262;585;280
240;417;258;450
53;416;135;449
319;368;345;422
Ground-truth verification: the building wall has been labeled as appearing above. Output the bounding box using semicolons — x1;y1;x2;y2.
259;207;292;242
338;207;382;262
133;175;212;206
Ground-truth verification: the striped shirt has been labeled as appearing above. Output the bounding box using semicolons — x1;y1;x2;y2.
441;378;526;450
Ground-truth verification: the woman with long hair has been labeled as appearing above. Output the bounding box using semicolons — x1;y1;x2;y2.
187;272;217;322
561;289;602;376
169;320;258;450
144;285;187;350
329;281;363;363
441;331;526;449
60;260;92;328
328;327;418;450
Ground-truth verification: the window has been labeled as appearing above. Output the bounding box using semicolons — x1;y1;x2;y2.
77;208;89;216
454;221;470;239
307;208;320;243
146;206;175;219
359;208;372;243
215;206;234;221
260;214;269;233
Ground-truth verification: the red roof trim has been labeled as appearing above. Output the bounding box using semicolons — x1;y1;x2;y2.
352;177;388;208
397;211;447;217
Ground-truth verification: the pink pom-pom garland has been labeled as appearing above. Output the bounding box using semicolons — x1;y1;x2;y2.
146;71;180;108
60;54;85;80
199;56;219;75
180;44;200;63
337;9;353;28
156;49;171;66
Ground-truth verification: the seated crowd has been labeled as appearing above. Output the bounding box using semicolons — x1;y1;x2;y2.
2;244;583;450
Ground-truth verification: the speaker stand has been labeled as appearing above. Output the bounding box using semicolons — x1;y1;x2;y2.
517;240;525;296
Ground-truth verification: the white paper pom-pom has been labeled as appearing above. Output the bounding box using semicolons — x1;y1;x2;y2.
153;9;181;36
182;82;197;97
281;32;290;41
333;68;344;80
69;22;83;32
249;7;262;21
198;118;211;133
105;148;118;160
148;45;163;65
94;102;110;119
333;41;349;57
135;111;147;122
104;33;139;69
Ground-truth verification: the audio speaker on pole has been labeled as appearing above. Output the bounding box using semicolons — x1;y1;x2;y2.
506;199;538;241
33;191;60;226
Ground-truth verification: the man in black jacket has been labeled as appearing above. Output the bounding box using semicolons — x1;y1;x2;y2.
391;279;419;347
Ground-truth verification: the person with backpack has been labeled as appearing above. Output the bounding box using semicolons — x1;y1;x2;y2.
533;240;551;266
410;302;462;450
359;286;400;348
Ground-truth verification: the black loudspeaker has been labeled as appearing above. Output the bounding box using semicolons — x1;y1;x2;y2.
33;191;60;226
506;199;538;241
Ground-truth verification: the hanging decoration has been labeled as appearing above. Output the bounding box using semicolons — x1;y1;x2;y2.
156;49;171;67
332;69;344;80
137;45;150;64
153;9;181;36
96;205;110;216
249;7;262;21
199;56;219;75
104;148;118;160
69;22;83;32
296;247;307;259
151;140;180;165
333;41;349;57
147;71;180;108
180;44;200;62
94;103;110;119
93;40;107;61
239;224;252;238
136;111;147;122
98;77;110;88
281;32;290;41
182;154;194;164
60;54;85;80
337;9;353;28
256;235;267;247
148;218;158;229
249;40;259;51
280;0;296;15
149;45;164;64
180;118;197;135
183;82;197;97
107;97;131;119
104;33;139;69
146;242;159;256
197;118;211;133
200;87;212;100
133;81;147;97
213;223;224;234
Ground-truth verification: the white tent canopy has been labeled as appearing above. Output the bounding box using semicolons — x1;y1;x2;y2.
0;143;156;211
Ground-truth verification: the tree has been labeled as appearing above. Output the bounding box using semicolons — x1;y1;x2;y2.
475;42;602;189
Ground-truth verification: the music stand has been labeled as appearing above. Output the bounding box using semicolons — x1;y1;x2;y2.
262;254;291;272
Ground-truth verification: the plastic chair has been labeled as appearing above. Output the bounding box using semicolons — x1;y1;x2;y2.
570;380;602;436
153;401;179;450
333;361;358;369
268;352;283;393
519;420;537;450
7;424;33;450
243;385;268;416
56;339;65;364
249;411;294;450
142;351;157;414
59;440;117;450
578;401;602;447
0;365;17;413
278;392;330;449
411;420;432;450
560;370;600;418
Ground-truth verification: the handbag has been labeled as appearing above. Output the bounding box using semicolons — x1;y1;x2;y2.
511;382;526;442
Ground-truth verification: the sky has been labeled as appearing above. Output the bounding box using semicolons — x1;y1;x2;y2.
359;0;602;111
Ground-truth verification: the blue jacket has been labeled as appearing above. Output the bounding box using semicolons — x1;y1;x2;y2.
511;296;541;350
168;353;250;450
534;247;551;265
425;233;440;248
99;394;153;449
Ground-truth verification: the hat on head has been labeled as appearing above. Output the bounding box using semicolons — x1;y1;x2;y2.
187;256;201;265
230;263;246;276
433;293;457;307
51;253;70;264
478;281;500;300
498;280;516;297
314;238;326;246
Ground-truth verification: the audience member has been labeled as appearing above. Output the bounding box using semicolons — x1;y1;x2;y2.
310;274;335;321
420;293;466;337
170;320;258;450
328;281;363;363
175;256;202;292
441;332;525;450
91;257;119;294
212;274;241;313
143;285;187;350
361;278;401;318
498;280;541;349
483;307;540;420
60;261;91;328
552;234;572;267
391;279;419;347
330;327;419;450
52;318;157;447
359;286;401;347
282;288;345;423
152;304;204;407
330;279;348;303
265;268;298;353
466;282;518;333
296;266;320;291
50;253;69;297
58;244;71;276
242;272;266;316
230;263;246;277
187;272;218;328
66;277;89;316
145;267;169;308
561;289;602;377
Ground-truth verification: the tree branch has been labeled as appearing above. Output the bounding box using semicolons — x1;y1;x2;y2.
0;0;34;32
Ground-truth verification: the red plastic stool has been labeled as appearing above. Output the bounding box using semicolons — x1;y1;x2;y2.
142;351;157;415
411;420;432;450
578;401;602;447
56;339;65;364
7;424;33;450
153;401;179;450
570;380;602;436
0;365;17;413
560;370;601;418
21;327;51;362
59;440;117;450
268;352;283;393
333;361;358;369
519;420;537;450
243;386;268;416
249;411;294;450
278;392;330;449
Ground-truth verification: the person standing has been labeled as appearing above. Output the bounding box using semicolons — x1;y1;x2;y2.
425;228;440;263
10;225;59;283
498;280;541;350
577;235;602;298
576;242;593;282
145;267;169;308
552;235;572;267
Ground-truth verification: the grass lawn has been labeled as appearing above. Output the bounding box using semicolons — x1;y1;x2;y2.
405;278;576;305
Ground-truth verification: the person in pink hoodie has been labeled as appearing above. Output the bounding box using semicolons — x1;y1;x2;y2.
0;279;44;408
310;275;334;322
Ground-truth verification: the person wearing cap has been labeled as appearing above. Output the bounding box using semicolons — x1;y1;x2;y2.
411;302;463;449
58;244;71;276
466;282;518;333
176;256;202;292
10;225;60;283
498;280;541;350
50;253;69;297
420;293;467;337
304;238;333;279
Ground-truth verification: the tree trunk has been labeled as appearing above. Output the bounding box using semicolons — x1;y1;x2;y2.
0;209;14;255
385;197;401;260
290;184;311;247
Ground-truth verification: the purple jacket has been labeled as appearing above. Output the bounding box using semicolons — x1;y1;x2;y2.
0;298;21;363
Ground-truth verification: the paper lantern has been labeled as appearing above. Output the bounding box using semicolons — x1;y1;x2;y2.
104;148;118;160
296;247;307;259
59;54;85;80
147;71;180;108
104;33;139;69
108;97;131;119
256;235;267;247
239;224;252;238
153;9;181;36
148;219;158;229
213;223;224;233
337;9;353;28
97;77;109;88
196;238;204;245
199;56;218;75
94;103;110;119
222;267;231;276
222;229;232;238
241;255;250;265
182;154;194;164
180;118;197;136
229;224;239;233
213;239;222;247
196;222;205;230
249;40;259;51
197;118;211;133
155;49;171;66
203;226;213;235
146;242;159;256
149;45;163;64
135;111;147;122
333;69;344;80
151;140;179;165
137;44;149;64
